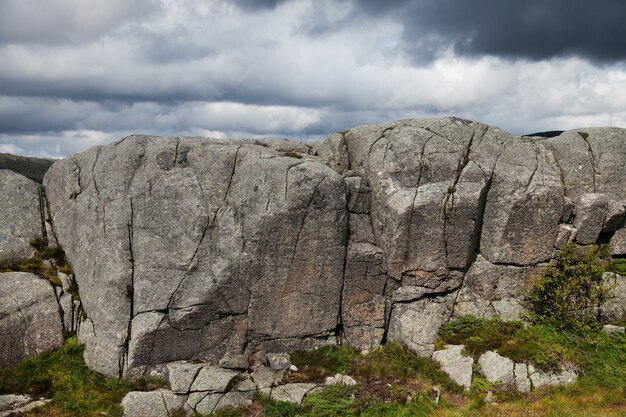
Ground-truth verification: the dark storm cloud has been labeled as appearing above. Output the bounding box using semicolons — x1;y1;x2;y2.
238;0;626;63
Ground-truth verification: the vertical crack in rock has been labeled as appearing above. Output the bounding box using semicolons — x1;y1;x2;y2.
523;154;540;193
337;183;350;337
121;197;136;377
284;161;305;201
401;134;434;269
367;126;395;170
340;131;352;171
90;146;102;197
580;133;600;192
69;157;82;199
37;185;47;242
442;127;486;267
167;145;241;313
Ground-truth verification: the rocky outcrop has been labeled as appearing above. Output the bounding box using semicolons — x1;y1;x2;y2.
0;170;44;262
35;119;626;379
0;272;64;368
44;137;347;377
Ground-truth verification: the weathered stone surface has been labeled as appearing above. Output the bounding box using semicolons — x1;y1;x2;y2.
603;200;626;232
432;345;473;390
251;366;284;389
189;366;239;393
387;292;456;356
121;390;185;417
341;243;387;350
478;351;515;385
0;395;32;413
480;140;563;265
610;228;626;255
271;383;318;404
602;324;625;336
527;364;578;389
267;353;291;370
0;170;43;262
453;255;538;320
345;176;371;214
573;193;607;244
599;272;626;323
166;362;204;394
514;363;531;393
0;272;64;369
44;136;347;377
219;352;249;370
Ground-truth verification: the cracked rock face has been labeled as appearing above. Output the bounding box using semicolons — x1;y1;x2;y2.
0;272;64;368
44;137;347;377
41;119;626;378
0;170;43;262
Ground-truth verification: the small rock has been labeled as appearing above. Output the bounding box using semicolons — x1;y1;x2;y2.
602;324;625;336
484;391;495;404
267;352;291;370
251;366;284;389
190;366;240;393
514;363;531;393
271;383;318;405
219;352;250;370
432;345;473;390
324;375;339;386
234;376;258;392
478;351;515;385
0;394;32;412
166;361;204;394
289;365;299;372
342;375;357;386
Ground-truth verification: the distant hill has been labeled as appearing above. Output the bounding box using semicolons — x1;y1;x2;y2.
0;153;55;183
522;130;564;138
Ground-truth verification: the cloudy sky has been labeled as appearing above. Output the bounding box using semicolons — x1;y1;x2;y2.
1;0;625;157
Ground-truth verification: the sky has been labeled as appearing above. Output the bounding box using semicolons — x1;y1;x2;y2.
1;0;625;158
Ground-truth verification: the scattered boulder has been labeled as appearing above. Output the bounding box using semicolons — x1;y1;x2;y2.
121;390;185;417
599;272;626;323
477;351;515;386
0;272;64;369
324;373;357;386
432;345;473;390
267;352;291;371
0;170;43;262
610;228;626;255
271;383;318;405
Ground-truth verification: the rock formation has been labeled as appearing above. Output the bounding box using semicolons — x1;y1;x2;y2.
2;117;626;382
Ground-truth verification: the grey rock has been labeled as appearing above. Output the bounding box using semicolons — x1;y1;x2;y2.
0;272;64;369
345;176;371;214
599;272;626;323
555;224;577;248
453;255;537;320
44;136;347;377
480;140;564;265
189;366;240;393
348;213;376;244
250;366;284;389
267;353;291;370
387;292;456;356
271;383;318;404
166;361;204;394
514;363;531;393
0;395;32;413
527;364;578;389
219;352;249;370
602;324;625;336
478;351;515;385
573;193;607;244
234;376;257;392
214;391;253;411
341;243;387;350
603;200;626;232
121;390;185;417
610;228;626;255
0;170;43;262
191;393;222;415
432;345;473;390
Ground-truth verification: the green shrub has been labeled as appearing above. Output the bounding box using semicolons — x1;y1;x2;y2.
609;258;626;276
529;244;609;331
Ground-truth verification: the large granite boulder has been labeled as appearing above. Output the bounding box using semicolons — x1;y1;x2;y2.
0;272;64;368
0;170;43;262
44;136;347;377
37;119;626;378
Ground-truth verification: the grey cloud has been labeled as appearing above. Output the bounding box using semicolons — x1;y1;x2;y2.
0;0;161;45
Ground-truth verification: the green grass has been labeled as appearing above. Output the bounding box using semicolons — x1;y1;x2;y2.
0;337;162;417
609;258;626;275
